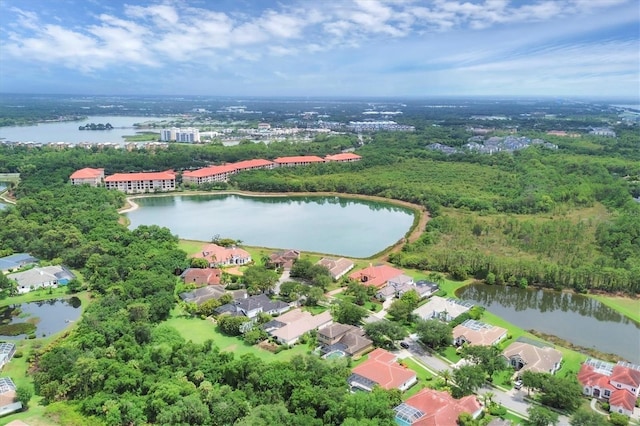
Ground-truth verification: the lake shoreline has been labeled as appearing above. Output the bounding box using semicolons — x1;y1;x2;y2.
120;189;427;259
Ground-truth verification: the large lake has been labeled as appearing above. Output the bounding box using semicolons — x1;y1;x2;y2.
457;284;640;363
126;194;415;257
0;116;169;144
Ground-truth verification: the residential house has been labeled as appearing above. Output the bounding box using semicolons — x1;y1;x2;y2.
318;323;373;358
267;250;301;270
453;319;508;347
414;280;440;298
214;294;290;319
412;296;474;322
274;156;325;167
104;170;176;194
348;264;405;289
0;253;38;273
266;309;333;345
8;266;75;294
0;343;16;370
316;257;355;280
193;244;252;267
178;285;247;306
578;358;640;417
502;341;563;375
394;388;482;426
348;348;417;392
324;153;362;163
0;377;21;417
180;268;222;286
69;167;105;186
376;274;415;300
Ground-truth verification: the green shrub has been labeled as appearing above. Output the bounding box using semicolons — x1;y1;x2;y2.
13;350;23;358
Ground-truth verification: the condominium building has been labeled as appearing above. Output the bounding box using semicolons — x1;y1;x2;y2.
69;167;105;186
160;127;200;143
183;159;275;185
104;170;176;194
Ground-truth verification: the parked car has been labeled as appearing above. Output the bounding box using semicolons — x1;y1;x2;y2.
400;342;410;349
514;379;523;390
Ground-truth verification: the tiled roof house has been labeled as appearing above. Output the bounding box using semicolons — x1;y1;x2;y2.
394;388;482;426
578;359;640;416
316;257;355;280
193;244;252;267
348;265;405;289
502;341;563;375
349;348;417;392
453;320;508;347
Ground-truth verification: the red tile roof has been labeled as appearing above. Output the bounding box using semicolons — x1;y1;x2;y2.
105;170;175;182
351;348;416;390
609;389;637;412
577;364;615;392
181;268;222;285
403;389;481;426
325;153;362;161
194;244;251;264
70;167;104;179
183;164;237;178
348;265;405;288
274;156;325;164
233;159;274;170
611;364;640;389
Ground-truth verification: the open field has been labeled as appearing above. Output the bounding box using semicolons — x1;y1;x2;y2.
163;308;313;362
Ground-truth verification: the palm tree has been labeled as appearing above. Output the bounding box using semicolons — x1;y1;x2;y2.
440;369;452;386
482;391;495;407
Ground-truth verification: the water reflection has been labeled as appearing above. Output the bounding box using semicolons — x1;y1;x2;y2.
457;284;640;363
0;298;82;338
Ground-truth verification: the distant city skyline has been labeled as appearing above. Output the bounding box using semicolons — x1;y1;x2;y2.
0;0;638;99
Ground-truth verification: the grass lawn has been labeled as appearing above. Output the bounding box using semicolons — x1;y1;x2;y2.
440;346;462;363
493;369;515;388
163;309;312;362
178;239;208;256
302;305;328;315
588;294;640;323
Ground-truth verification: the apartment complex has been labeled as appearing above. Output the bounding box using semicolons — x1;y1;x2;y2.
104;171;176;194
69;167;105;186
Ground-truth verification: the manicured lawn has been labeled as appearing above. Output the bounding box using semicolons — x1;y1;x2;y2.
440;346;462;363
493;369;515;388
302;305;328;315
163;309;313;362
178;239;208;256
589;294;640;323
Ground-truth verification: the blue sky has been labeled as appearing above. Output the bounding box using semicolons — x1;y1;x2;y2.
0;0;638;98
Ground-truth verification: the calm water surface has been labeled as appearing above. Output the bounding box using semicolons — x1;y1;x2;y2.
126;194;415;257
0;116;170;144
0;297;82;339
457;284;640;363
0;183;6;210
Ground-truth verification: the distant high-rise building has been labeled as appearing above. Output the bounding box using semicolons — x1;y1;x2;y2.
160;127;200;142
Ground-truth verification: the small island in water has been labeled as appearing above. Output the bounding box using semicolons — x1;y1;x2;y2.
78;123;113;130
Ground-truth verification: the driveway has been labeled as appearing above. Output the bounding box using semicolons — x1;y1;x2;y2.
273;269;290;295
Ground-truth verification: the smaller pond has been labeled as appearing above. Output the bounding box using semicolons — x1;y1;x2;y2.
0;184;7;210
0;297;82;339
457;284;640;363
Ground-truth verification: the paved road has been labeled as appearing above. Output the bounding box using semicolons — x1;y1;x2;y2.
273;269;290;295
